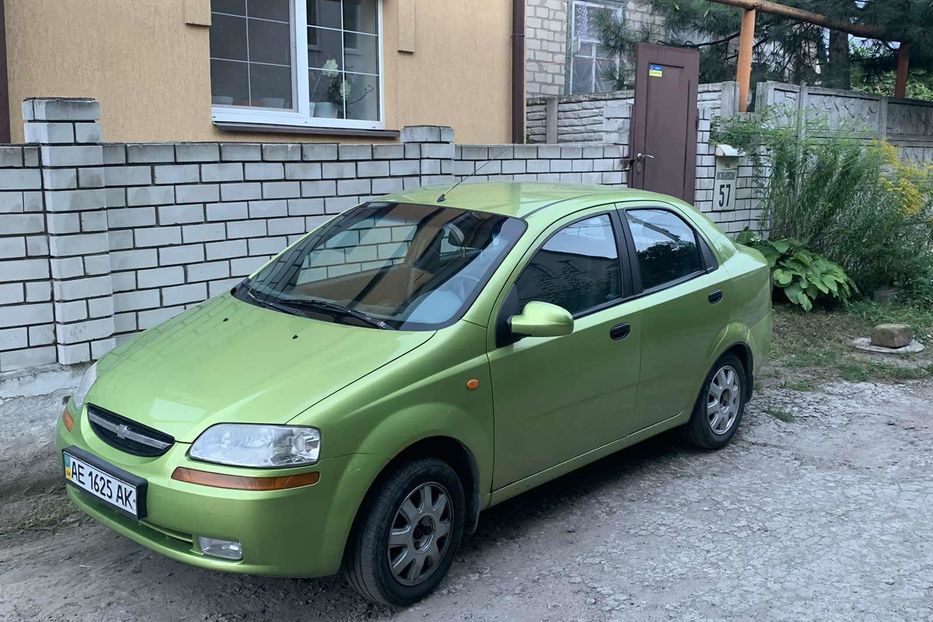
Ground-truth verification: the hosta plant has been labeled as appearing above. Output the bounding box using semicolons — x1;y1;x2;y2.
735;231;857;311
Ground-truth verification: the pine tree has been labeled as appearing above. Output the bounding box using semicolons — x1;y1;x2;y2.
597;0;933;95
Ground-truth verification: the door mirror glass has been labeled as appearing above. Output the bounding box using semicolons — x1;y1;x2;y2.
509;301;574;339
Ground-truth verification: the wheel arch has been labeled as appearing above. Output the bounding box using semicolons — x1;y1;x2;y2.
346;434;483;563
720;341;754;401
383;436;481;533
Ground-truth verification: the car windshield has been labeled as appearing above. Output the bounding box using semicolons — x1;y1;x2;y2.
235;202;526;330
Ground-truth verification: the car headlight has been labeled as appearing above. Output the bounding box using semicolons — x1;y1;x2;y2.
72;362;98;411
189;424;321;468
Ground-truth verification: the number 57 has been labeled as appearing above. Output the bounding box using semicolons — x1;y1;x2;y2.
718;183;731;207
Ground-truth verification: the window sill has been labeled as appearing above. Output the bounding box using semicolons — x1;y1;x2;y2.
214;121;400;139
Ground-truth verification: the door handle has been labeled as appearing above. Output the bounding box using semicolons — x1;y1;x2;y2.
633;153;654;175
708;289;724;304
609;322;631;340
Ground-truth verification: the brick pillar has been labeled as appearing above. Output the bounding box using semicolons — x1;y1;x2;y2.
400;125;455;187
24;97;115;365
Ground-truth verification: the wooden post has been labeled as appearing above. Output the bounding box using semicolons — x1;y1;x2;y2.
895;43;910;98
708;0;885;39
737;8;756;113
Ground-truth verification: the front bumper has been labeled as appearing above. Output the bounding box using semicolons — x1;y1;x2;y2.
56;404;383;578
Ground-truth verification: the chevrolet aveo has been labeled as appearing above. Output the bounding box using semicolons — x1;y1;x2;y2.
58;182;770;606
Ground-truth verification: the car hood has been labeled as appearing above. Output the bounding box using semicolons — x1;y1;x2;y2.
88;294;434;442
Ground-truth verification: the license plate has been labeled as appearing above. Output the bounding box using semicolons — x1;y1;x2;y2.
63;447;147;519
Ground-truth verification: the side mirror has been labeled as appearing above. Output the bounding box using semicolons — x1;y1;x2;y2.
509;301;574;339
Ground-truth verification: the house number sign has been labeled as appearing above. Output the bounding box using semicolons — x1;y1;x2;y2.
713;161;738;211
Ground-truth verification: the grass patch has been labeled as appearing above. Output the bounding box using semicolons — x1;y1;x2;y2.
769;300;933;383
0;486;75;536
847;299;933;345
766;407;796;422
780;378;817;392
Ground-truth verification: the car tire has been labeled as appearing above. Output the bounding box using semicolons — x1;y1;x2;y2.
682;353;747;450
345;458;465;607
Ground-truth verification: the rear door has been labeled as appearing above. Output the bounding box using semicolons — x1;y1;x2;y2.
488;209;643;489
619;204;732;424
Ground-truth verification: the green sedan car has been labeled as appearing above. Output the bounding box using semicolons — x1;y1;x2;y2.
57;182;770;606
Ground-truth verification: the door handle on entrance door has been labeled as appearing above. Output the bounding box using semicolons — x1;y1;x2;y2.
708;289;724;304
636;152;655;161
609;322;631;340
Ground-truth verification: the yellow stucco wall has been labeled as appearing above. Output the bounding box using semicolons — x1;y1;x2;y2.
4;0;512;144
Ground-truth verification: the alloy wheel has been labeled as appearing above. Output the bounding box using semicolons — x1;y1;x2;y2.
707;364;741;435
387;482;453;586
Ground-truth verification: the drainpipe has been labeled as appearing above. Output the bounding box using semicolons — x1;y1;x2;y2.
511;0;525;144
0;0;10;143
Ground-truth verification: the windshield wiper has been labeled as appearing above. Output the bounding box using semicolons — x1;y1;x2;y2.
282;297;393;330
240;284;393;330
242;285;315;318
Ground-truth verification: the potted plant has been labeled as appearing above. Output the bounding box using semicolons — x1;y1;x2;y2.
311;59;340;117
324;76;351;118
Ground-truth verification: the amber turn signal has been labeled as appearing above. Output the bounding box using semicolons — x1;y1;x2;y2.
171;467;320;491
62;408;75;432
466;378;480;390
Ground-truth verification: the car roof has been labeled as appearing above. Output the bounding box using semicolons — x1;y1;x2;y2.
381;181;684;221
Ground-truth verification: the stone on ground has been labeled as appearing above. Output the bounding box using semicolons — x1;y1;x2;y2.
871;323;913;349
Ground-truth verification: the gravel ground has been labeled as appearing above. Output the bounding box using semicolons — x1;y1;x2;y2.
0;377;931;621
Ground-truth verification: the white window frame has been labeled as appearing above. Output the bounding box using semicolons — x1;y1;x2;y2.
568;0;622;95
211;0;385;130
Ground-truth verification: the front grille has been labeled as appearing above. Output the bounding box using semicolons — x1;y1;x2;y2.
87;404;175;457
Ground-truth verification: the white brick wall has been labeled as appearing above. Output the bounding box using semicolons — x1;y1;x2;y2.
526;0;568;97
525;0;666;97
0;143;54;372
624;0;666;33
454;144;625;187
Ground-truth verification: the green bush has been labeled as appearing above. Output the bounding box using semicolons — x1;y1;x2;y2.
736;232;857;311
713;111;933;295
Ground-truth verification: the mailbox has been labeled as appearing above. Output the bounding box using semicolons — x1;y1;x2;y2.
712;144;742;212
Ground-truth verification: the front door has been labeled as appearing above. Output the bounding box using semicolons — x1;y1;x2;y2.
488;210;642;489
628;42;699;202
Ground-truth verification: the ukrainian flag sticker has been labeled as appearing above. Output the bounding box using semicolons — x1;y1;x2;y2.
649;64;663;78
64;454;72;480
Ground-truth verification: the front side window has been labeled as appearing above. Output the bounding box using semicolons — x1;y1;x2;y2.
515;214;622;316
210;0;382;129
569;1;621;94
238;203;525;330
626;209;703;290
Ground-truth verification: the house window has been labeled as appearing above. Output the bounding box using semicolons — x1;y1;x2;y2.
569;0;621;94
210;0;383;129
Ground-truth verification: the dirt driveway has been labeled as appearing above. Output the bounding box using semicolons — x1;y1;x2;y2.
1;376;931;621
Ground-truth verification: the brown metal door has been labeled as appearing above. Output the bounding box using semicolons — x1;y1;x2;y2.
628;43;699;202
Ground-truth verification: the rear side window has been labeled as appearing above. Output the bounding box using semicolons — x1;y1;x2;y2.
625;209;703;290
515;214;622;316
